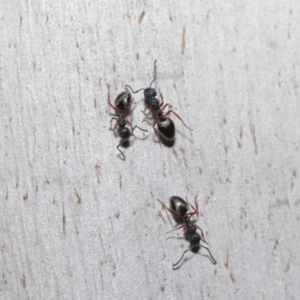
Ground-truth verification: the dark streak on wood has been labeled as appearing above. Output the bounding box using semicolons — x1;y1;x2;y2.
23;193;28;202
136;53;139;60
181;27;186;55
95;164;101;184
74;188;82;204
119;173;122;189
20;14;22;27
6;186;8;199
63;204;66;234
172;149;178;158
139;11;145;24
180;147;188;168
206;9;211;20
224;252;229;269
22;275;26;289
230;273;236;283
250;123;258;154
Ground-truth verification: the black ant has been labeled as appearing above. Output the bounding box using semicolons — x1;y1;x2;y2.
107;84;147;160
158;196;217;267
125;60;192;143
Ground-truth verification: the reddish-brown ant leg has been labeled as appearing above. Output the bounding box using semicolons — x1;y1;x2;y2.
158;199;180;219
141;109;153;122
164;110;193;131
195;224;207;244
159;91;165;106
161;103;172;111
159;92;172;110
107;84;117;112
152;119;163;147
109;117;118;130
187;201;199;217
166;224;186;234
125;120;134;131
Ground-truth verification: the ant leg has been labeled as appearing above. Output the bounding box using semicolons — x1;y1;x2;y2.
157;199;181;219
142;106;156;123
164;110;193;131
107;83;117;111
195;225;207;244
157;199;175;215
161;103;172;111
159;90;165;107
158;91;172;111
109;117;118;130
166;224;185;234
152;119;162;147
125;120;134;131
116;141;126;160
187;201;199;217
142;109;152;122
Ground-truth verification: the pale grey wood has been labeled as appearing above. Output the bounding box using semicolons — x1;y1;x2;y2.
1;0;300;299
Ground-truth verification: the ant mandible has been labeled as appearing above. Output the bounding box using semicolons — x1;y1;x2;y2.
158;196;217;267
107;84;147;160
125;60;192;142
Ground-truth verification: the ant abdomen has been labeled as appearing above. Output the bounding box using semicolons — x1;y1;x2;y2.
157;117;175;141
115;91;132;112
170;196;188;215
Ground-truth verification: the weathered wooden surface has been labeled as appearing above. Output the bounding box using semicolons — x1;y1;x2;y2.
1;1;300;299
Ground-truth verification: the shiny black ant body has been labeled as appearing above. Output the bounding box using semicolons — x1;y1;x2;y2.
125;60;192;142
158;196;216;267
107;84;147;160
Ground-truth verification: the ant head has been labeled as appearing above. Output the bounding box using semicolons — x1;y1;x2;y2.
170;196;188;216
115;91;132;111
144;87;157;99
189;232;201;247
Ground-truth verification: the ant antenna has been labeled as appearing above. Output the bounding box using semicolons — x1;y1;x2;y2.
172;248;190;267
125;85;144;94
116;125;148;160
172;244;217;267
149;60;157;87
125;60;158;93
116;143;126;161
